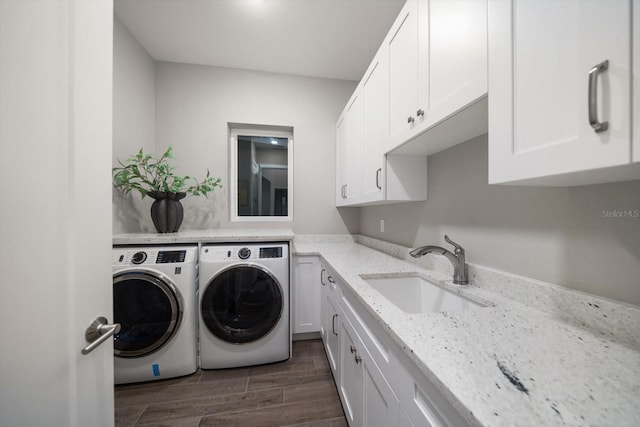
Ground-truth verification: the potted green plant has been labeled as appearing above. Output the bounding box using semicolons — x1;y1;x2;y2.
113;146;222;233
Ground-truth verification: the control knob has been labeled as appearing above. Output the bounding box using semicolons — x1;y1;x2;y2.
131;251;147;264
238;247;251;260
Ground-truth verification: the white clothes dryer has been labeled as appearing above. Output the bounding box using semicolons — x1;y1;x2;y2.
199;242;290;369
112;245;198;384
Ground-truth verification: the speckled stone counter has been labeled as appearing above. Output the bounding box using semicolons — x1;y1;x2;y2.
292;237;640;427
112;228;294;245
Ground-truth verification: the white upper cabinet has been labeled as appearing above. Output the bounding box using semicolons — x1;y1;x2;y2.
388;0;488;152
388;0;421;147
361;48;389;203
422;0;487;127
489;0;640;185
335;89;363;206
335;0;487;207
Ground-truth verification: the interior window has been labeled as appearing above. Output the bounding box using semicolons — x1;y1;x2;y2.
229;125;293;221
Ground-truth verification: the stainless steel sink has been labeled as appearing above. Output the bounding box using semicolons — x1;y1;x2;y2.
361;274;485;314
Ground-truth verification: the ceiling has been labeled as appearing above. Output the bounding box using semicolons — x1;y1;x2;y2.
114;0;405;82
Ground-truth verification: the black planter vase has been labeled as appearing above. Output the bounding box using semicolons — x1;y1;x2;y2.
148;191;186;233
166;191;186;232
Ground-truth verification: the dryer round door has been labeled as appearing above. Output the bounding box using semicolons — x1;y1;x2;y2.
201;264;283;344
113;270;183;358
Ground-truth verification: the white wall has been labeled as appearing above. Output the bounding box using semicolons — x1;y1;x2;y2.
112;17;156;234
360;135;640;305
153;61;359;233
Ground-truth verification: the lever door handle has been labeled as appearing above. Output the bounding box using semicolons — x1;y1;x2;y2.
81;316;120;355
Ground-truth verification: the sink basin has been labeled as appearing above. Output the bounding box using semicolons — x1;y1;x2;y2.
362;274;484;314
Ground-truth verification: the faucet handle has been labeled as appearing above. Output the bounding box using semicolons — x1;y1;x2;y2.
444;235;464;254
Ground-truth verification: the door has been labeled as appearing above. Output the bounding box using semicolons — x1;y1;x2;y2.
345;90;364;201
488;0;631;184
325;287;341;375
339;315;364;427
361;49;389;203
0;1;114;425
292;256;321;334
388;0;420;147
420;0;487;126
113;271;183;357
201;265;284;343
336;114;348;205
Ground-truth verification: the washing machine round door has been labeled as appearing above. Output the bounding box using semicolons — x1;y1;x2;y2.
201;264;283;344
113;271;183;358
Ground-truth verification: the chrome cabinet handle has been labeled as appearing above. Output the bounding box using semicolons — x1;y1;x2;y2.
375;168;382;190
328;275;335;284
588;59;609;133
320;268;326;286
407;116;415;124
332;314;338;335
355;354;362;364
416;109;424;117
81;316;121;355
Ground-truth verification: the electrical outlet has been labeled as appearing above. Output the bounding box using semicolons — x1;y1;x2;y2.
380;219;385;233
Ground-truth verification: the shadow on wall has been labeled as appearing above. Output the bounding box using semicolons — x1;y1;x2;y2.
181;190;225;230
336;206;361;235
112;191;154;233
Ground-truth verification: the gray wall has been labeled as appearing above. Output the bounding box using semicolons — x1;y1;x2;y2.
112;17;156;234
154;61;359;233
360;134;640;305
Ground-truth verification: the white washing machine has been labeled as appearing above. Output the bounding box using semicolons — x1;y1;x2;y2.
112;245;198;384
199;242;290;369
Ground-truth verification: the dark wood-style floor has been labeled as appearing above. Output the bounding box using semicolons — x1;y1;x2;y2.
115;339;347;427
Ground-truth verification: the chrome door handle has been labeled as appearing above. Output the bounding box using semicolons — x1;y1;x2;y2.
81;316;120;355
375;168;382;190
320;268;326;286
407;116;415;124
332;314;338;335
588;59;609;133
416;109;424;117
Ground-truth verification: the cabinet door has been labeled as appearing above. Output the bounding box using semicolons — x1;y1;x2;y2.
361;347;400;427
388;0;420;147
292;256;321;334
419;0;487;128
345;91;363;201
325;288;341;375
361;49;389;202
335;114;348;205
339;315;364;427
488;0;631;184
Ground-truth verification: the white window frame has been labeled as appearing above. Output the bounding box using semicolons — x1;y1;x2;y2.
229;125;294;222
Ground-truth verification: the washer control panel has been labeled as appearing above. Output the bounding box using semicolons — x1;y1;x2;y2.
113;246;196;266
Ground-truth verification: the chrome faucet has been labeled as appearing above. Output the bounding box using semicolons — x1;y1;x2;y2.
410;235;469;285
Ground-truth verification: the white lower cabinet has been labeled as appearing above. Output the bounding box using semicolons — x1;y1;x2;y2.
320;270;469;427
321;265;341;376
292;256;321;334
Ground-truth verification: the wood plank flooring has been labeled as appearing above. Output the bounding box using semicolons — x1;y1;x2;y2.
115;339;347;427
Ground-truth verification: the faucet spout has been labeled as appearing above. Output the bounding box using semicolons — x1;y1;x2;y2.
410;235;469;285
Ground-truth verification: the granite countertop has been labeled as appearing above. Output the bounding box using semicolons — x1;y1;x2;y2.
112;228;295;245
293;239;640;427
